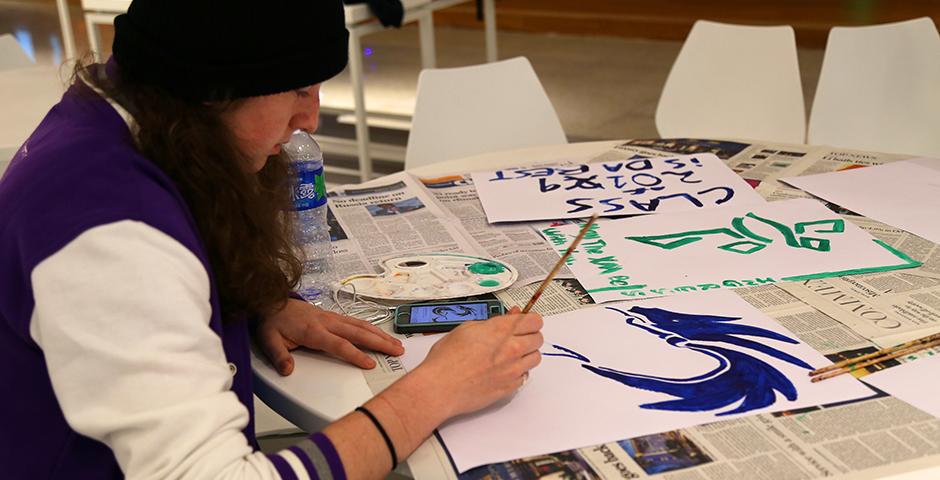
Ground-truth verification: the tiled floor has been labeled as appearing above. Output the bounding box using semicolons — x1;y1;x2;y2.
1;0;825;183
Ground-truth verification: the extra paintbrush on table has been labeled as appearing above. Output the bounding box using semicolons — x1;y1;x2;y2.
809;332;940;382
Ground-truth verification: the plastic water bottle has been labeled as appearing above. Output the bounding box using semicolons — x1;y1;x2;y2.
283;130;335;306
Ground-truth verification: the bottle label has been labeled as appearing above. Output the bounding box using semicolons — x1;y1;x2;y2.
293;165;327;211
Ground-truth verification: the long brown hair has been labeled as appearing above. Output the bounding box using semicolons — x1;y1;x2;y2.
79;61;302;319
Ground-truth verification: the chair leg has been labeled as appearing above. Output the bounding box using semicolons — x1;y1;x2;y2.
348;30;373;182
418;10;437;69
482;0;498;62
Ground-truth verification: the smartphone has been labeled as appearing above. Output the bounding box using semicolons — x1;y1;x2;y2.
393;299;506;334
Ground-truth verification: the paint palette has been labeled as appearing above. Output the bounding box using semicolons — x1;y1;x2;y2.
341;253;518;301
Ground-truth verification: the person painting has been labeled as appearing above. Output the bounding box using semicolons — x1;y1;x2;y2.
0;1;543;478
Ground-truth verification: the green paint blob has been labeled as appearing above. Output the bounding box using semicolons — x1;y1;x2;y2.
478;279;500;287
468;262;505;275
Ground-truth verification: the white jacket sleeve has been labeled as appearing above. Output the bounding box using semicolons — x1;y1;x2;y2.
29;220;339;480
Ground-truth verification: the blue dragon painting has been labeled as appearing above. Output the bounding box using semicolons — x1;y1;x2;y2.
546;305;813;416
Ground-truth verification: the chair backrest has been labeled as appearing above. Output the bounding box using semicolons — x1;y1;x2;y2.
655;20;806;143
808;17;940;157
404;56;567;170
0;34;33;71
0;66;65;154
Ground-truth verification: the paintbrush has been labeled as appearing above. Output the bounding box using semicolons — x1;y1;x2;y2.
809;332;940;382
522;214;599;313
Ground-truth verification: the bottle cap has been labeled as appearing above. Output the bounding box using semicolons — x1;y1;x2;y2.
282;130;321;161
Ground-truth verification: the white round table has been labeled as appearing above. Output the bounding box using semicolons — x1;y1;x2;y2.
251;139;940;479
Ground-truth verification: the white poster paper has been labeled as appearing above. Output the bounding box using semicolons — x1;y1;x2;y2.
543;198;920;303
862;354;940;419
401;290;875;473
471;154;765;223
781;158;940;245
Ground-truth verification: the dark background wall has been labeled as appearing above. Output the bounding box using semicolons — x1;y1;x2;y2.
435;0;940;48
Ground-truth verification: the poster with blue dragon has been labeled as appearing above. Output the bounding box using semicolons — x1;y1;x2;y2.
541;198;920;304
399;290;875;473
470;154;765;223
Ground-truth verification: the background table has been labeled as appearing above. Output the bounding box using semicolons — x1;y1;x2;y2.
251;140;940;480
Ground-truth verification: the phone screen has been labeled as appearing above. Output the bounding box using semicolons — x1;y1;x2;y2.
409;302;490;324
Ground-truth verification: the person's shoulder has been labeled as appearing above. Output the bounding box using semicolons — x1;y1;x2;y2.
3;120;177;215
0;97;192;266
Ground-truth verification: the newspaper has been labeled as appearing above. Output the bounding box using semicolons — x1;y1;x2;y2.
589;138;815;184
752;146;911;205
358;298;940;480
365;283;940;480
327;172;573;287
774;147;909;178
338;140;940;479
418;175;574;286
776;274;940;349
327;172;482;277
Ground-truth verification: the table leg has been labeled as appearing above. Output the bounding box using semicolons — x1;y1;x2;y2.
348;30;373;181
85;16;103;61
418;10;437;69
483;0;498;62
54;0;76;61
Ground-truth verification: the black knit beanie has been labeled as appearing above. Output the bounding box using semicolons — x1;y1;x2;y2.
112;0;349;102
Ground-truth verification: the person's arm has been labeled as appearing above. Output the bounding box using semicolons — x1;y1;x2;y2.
256;300;543;480
328;307;542;479
255;279;543;480
32;219;544;479
29;220;336;479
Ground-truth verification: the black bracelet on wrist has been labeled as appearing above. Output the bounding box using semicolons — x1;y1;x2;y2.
356;406;398;470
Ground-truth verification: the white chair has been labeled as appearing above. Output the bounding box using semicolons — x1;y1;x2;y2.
655;20;806;144
807;17;940;157
404;56;567;170
0;34;34;71
2;146;18;174
329;0;499;181
0;66;65;158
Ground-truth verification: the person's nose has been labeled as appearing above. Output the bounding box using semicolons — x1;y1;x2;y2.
290;95;321;133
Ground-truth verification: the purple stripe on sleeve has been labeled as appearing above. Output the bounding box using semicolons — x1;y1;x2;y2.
266;453;299;480
311;432;347;480
287;445;320;480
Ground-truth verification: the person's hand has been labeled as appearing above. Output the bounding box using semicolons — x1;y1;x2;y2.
412;306;544;418
327;306;543;474
256;298;403;375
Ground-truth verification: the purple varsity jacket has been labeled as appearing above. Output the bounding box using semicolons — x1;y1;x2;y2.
0;73;262;478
